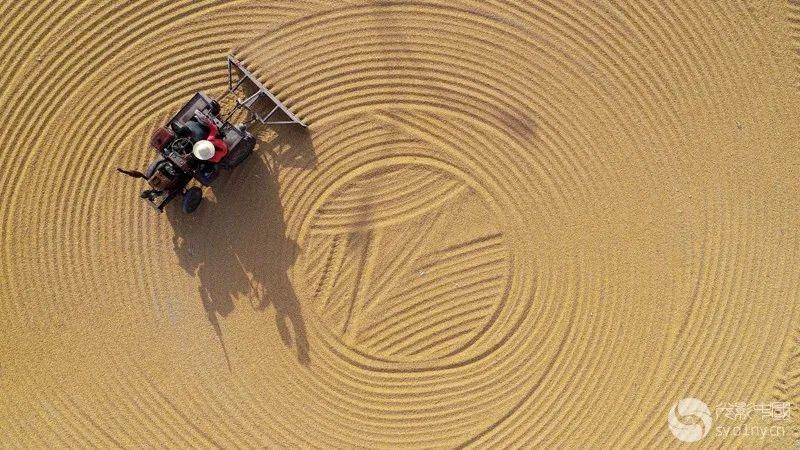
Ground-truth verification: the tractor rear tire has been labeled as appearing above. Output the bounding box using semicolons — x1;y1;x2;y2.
221;134;254;169
182;187;202;213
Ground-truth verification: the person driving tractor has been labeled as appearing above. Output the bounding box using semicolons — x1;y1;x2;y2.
199;117;228;162
192;139;218;185
189;116;228;184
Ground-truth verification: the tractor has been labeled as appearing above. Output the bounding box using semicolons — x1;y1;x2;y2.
118;55;305;213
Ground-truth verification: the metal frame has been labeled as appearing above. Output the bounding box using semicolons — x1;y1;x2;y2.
227;54;306;127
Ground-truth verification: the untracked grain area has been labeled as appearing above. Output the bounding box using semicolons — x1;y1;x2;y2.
1;1;799;447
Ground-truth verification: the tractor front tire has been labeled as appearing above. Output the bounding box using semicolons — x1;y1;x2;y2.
145;157;165;179
183;187;202;213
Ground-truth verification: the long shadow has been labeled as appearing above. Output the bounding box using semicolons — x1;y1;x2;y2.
167;126;315;368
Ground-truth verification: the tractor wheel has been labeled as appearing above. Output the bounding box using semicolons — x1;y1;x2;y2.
182;187;202;213
145;157;165;179
221;134;254;169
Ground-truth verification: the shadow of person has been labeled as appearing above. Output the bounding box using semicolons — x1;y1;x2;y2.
167;129;314;368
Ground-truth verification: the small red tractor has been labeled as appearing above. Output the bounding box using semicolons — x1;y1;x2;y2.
119;55;305;213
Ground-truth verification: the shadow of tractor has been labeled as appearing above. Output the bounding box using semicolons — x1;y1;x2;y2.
167;126;315;368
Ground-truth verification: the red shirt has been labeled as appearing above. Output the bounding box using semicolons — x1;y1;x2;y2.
204;119;228;163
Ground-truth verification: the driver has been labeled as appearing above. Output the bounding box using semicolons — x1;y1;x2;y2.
175;115;228;162
190;116;228;185
200;117;228;163
193;140;216;161
192;140;219;185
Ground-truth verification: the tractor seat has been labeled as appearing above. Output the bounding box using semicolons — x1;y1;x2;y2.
174;119;209;142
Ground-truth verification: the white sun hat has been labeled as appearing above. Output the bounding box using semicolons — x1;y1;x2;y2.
192;140;215;160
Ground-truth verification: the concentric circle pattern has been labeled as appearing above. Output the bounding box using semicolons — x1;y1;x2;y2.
301;155;513;365
1;0;799;447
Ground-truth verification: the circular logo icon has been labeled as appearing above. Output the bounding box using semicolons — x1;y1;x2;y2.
668;398;713;442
